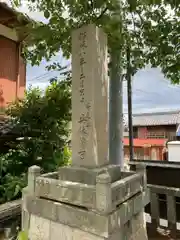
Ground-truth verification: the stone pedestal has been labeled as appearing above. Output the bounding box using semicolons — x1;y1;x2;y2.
22;24;148;240
22;165;148;240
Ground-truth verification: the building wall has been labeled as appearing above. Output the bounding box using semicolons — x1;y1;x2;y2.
18;53;26;99
124;146;145;161
136;125;176;140
0;35;25;107
138;127;148;139
124;145;164;161
147;125;176;133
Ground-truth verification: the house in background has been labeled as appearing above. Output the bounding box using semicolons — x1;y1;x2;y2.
124;138;168;161
0;2;30;110
123;110;180;161
132;110;180;141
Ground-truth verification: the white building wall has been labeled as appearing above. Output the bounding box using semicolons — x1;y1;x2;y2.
168;141;180;162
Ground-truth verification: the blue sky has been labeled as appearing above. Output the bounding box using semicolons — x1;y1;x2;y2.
123;67;180;113
27;64;180;114
26;53;70;88
14;1;180;114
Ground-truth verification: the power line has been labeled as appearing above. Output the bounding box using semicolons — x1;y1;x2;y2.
124;96;180;105
123;93;180;106
123;87;180;104
27;71;65;84
28;70;57;82
124;85;180;97
124;80;180;95
27;63;71;83
27;52;69;82
27;76;65;86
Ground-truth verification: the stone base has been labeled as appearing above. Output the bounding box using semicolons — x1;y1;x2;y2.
23;191;148;240
29;212;147;240
22;165;148;240
58;165;132;185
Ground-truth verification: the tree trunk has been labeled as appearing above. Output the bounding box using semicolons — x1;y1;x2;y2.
109;50;124;167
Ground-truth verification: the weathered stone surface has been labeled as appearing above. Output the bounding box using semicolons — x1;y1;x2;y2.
73;228;103;240
111;173;143;207
25;180;148;239
50;221;73;240
41;171;58;179
27;166;41;194
131;212;144;234
29;215;50;240
34;168;143;213
26;196;109;238
58;165;122;185
35;177;96;209
21;187;30;231
22;23;148;240
21;210;29;232
131;226;148;240
71;24;108;168
28;214;147;240
96;172;113;214
26;190;146;238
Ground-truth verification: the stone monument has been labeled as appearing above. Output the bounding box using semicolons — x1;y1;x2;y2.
22;24;148;240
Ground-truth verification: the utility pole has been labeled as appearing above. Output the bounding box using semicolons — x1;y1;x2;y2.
109;50;124;167
127;46;134;161
109;3;124;167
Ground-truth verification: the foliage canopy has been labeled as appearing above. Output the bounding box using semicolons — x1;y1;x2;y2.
12;0;180;83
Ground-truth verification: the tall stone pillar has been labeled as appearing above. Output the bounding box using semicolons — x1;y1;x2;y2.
72;24;108;168
22;24;148;240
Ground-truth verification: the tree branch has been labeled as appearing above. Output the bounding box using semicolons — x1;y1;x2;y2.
90;0;94;9
131;12;141;49
96;7;108;20
88;0;96;18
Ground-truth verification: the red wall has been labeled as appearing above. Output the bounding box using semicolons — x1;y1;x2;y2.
138;127;148;138
124;145;164;161
18;54;26;99
137;125;176;140
0;35;26;107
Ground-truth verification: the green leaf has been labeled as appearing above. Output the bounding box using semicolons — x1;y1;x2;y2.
127;0;137;11
10;0;179;84
14;184;21;197
44;10;50;19
12;0;20;7
17;231;28;240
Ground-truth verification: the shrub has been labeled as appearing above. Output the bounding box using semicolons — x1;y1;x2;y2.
0;78;72;203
